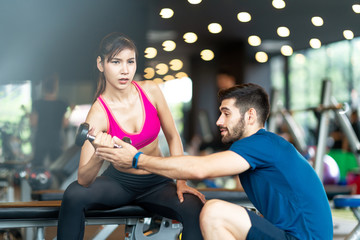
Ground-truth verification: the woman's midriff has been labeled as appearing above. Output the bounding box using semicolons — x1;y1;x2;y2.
113;138;162;175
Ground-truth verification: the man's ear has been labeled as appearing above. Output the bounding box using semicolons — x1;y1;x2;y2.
246;108;257;125
97;56;104;72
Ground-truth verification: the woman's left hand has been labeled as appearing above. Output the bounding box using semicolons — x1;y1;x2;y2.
176;180;206;204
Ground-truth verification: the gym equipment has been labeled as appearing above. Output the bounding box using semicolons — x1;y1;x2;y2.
268;89;308;154
322;155;340;185
334;195;360;240
269;80;360;179
75;122;131;148
0;189;251;240
27;167;53;191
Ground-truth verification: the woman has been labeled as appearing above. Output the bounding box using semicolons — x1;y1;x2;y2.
57;32;205;239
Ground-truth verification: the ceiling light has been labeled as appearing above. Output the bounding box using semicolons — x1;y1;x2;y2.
272;0;286;9
294;54;306;64
208;23;222;34
163;75;175;81
162;40;176;51
144;47;157;59
200;49;215;61
144;67;155;79
183;32;198;43
309;38;321;49
155;63;169;75
353;4;360;13
188;0;202;4
153;78;164;84
160;8;174;19
311;16;324;27
343;30;354;40
175;72;189;79
169;59;183;71
248;35;261;46
255;52;268;63
237;12;251;22
277;26;290;37
280;45;293;56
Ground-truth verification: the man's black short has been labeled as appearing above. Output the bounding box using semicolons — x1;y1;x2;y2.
246;209;298;240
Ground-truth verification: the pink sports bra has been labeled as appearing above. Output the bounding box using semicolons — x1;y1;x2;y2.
97;81;161;150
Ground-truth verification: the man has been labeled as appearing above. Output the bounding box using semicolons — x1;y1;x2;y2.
30;73;69;167
95;83;333;240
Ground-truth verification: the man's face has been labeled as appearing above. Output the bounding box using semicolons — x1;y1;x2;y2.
216;98;246;144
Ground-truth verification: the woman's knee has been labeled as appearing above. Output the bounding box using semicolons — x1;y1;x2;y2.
180;193;204;216
62;181;88;205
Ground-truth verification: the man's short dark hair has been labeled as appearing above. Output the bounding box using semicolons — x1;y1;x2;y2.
218;83;270;125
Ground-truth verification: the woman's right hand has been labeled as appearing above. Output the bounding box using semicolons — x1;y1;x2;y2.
89;129;115;150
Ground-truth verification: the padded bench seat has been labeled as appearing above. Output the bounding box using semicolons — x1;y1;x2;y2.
31;188;252;204
0;200;154;229
0;188;252;240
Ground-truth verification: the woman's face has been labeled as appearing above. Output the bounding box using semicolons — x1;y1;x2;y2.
98;48;137;90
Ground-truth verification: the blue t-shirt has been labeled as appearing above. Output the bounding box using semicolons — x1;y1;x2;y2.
230;129;333;240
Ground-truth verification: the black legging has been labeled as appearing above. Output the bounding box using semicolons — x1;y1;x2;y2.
57;172;204;239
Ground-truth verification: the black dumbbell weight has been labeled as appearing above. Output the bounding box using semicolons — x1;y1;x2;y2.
75;122;131;148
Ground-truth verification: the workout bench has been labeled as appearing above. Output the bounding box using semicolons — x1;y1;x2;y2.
0;189;251;240
334;194;360;240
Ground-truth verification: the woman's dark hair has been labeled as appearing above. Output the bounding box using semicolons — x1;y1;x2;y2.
218;83;270;125
94;32;138;101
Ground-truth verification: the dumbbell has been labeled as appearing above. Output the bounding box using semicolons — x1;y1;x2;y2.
75;122;131;148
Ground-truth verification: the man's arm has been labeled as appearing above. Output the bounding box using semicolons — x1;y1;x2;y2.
137;151;250;180
95;137;251;180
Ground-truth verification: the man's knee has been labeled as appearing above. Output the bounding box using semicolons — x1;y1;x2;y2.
200;199;225;226
200;199;249;227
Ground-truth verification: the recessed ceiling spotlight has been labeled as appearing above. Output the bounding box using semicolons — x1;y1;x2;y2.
311;16;324;27
200;49;215;61
160;8;174;19
352;4;360;13
309;38;321;49
162;40;176;51
248;35;261;46
237;12;251;22
343;30;354;40
169;59;183;71
188;0;202;4
272;0;286;9
153;78;164;84
144;67;155;79
144;47;157;59
277;26;290;37
294;54;306;64
183;32;198;43
255;52;268;63
208;23;222;34
175;72;189;79
156;63;169;75
280;45;293;56
164;75;175;81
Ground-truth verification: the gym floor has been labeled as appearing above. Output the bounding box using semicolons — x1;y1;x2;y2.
39;206;357;240
332;203;358;240
8;208;357;239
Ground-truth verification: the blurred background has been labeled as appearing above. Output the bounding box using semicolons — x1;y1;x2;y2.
1;1;360;238
0;0;360;188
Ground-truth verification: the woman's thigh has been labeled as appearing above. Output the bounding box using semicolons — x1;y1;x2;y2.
62;176;137;209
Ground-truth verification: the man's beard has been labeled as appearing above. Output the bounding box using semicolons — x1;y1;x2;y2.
221;117;246;144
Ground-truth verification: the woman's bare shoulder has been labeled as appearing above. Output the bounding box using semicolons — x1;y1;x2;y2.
84;101;107;133
136;80;162;96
